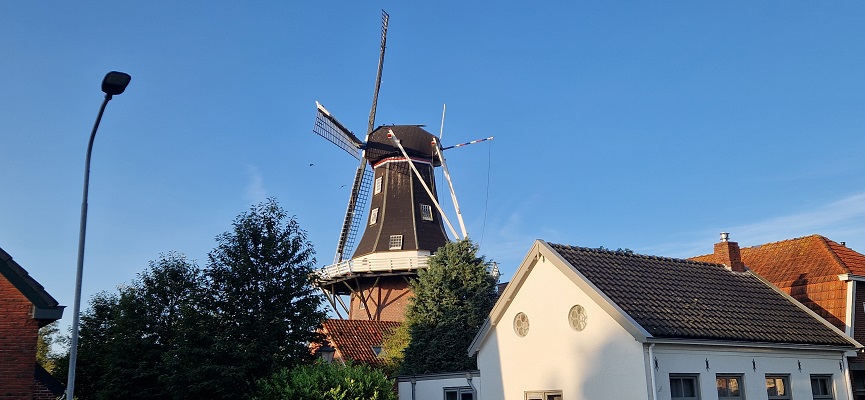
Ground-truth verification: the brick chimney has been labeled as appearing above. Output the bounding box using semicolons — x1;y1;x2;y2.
714;232;746;272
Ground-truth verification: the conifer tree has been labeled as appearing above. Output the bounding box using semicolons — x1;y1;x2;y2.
399;239;498;374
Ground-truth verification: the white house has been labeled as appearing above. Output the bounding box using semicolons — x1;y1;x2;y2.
400;238;862;400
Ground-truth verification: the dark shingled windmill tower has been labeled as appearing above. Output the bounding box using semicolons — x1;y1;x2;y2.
311;11;491;322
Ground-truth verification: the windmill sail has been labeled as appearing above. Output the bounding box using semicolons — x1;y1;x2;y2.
334;166;373;263
313;101;363;160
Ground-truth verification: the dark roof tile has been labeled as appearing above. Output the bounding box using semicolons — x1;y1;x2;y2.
549;243;852;347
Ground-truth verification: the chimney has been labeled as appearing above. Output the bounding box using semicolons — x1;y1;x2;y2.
714;232;746;272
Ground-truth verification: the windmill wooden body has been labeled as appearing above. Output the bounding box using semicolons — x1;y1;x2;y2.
311;11;491;322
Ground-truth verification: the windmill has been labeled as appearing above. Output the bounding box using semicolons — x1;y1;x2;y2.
312;10;493;321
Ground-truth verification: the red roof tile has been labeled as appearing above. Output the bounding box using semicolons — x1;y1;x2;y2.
321;319;400;365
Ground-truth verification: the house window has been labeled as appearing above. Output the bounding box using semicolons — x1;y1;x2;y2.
766;375;791;400
374;176;383;194
420;204;433;221
444;387;473;400
389;235;403;250
811;375;835;400
670;374;700;400
525;391;562;400
369;208;379;225
716;375;744;400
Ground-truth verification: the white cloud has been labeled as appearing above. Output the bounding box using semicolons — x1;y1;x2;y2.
244;165;268;204
647;191;865;258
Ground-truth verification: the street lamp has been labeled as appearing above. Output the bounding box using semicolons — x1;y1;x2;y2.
65;71;131;400
318;345;336;363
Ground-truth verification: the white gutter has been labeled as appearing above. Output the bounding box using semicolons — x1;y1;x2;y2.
648;344;658;400
843;355;854;400
845;280;855;337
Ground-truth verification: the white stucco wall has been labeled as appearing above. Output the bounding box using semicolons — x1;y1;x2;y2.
652;345;852;400
476;255;649;400
397;372;480;400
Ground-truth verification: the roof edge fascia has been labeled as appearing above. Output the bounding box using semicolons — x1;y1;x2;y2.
469;240;545;355
646;337;858;353
838;273;865;282
468;240;651;356
539;240;651;342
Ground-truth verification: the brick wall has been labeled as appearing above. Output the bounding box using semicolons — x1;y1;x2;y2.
0;276;40;400
348;276;413;321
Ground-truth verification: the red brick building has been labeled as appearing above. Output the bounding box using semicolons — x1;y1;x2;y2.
0;246;65;400
693;234;865;399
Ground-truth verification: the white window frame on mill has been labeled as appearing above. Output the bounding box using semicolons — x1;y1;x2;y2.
374;176;383;195
369;208;379;225
420;204;433;221
389;235;403;250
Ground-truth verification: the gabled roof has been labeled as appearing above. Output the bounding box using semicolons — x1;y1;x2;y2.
691;234;865;285
690;234;865;328
0;246;64;322
470;240;858;355
321;319;399;365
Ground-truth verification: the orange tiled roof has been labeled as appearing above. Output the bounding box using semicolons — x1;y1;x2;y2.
321;319;400;365
691;234;865;329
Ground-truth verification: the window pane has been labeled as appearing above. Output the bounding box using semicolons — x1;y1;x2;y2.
728;377;740;396
671;378;684;397
460;392;473;400
683;378;695;397
445;390;458;400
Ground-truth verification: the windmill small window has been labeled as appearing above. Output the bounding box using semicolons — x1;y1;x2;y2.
369;208;379;225
420;204;433;221
374;176;383;195
389;235;403;250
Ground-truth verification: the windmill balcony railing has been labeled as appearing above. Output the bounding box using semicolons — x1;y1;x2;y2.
315;256;501;282
316;255;431;281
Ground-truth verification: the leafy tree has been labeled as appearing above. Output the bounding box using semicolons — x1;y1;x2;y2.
70;252;203;400
399;239;498;374
379;322;410;376
254;361;397;400
63;199;326;399
36;321;61;373
203;198;326;398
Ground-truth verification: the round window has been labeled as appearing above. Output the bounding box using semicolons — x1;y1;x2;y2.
569;305;587;331
513;312;529;337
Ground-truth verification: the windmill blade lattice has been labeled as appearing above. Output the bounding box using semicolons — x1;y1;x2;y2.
334;165;373;263
313;101;363;160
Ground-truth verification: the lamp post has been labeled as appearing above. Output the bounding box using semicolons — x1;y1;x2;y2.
65;71;131;400
318;345;336;363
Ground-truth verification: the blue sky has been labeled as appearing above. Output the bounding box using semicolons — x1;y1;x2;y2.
3;2;865;327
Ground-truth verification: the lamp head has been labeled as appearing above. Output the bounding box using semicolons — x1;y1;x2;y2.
102;71;131;96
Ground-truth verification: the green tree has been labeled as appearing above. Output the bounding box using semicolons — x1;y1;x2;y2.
70;252;203;400
36;321;61;373
399;239;498;374
254;361;397;400
204;198;326;398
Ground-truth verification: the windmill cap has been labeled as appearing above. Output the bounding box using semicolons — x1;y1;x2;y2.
365;125;441;166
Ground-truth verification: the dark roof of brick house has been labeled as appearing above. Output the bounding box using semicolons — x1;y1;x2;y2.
0;245;64;323
322;319;400;364
35;363;64;396
549;243;854;346
690;234;865;329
